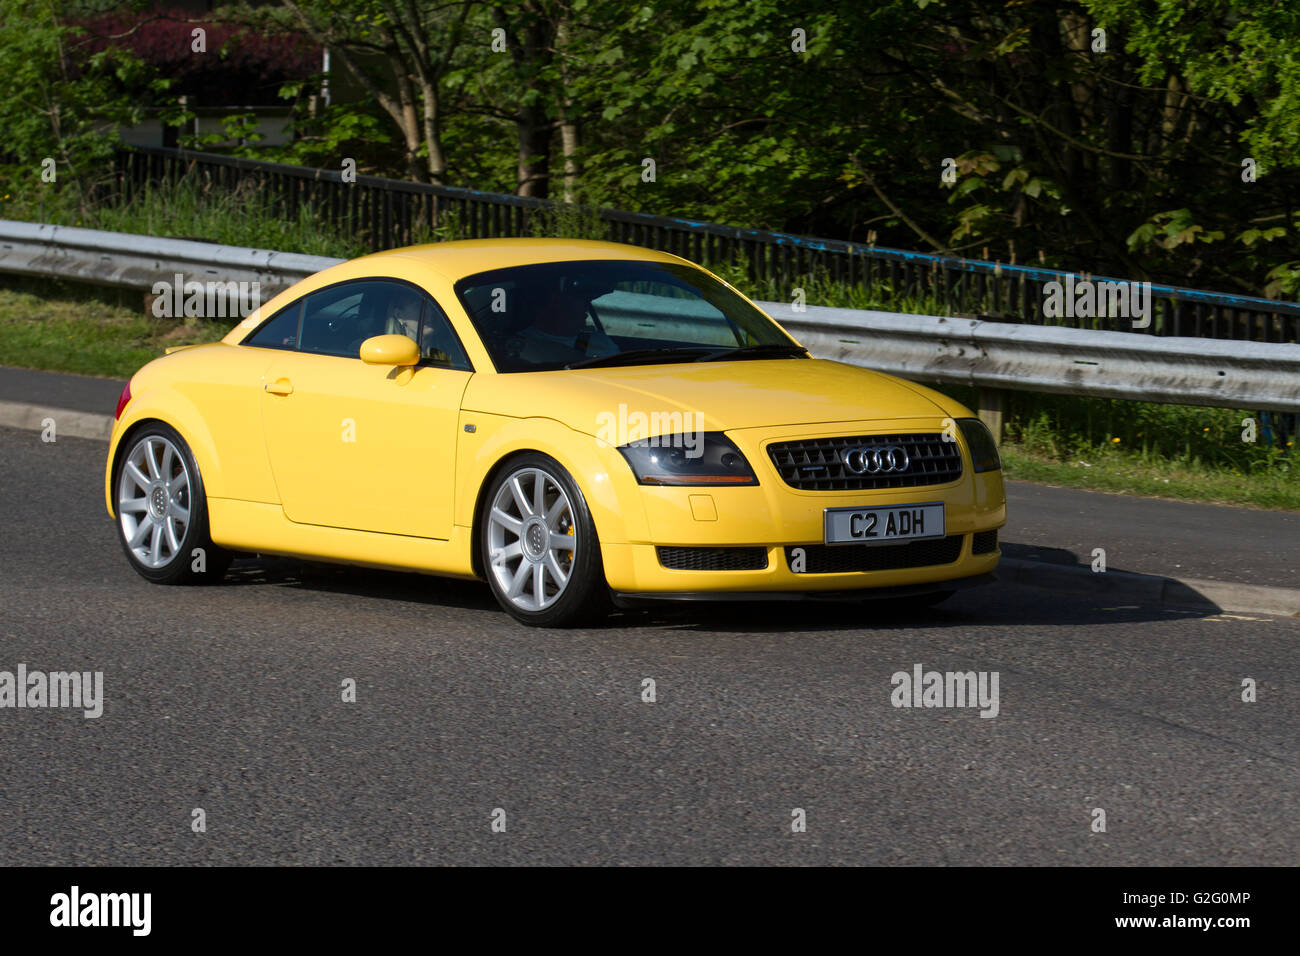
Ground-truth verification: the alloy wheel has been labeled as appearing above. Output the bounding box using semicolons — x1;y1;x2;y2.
486;466;577;612
117;434;191;569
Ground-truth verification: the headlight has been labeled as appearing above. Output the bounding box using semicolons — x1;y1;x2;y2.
617;432;758;486
957;418;1001;473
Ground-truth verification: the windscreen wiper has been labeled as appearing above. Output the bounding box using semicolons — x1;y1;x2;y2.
566;347;713;369
692;344;810;362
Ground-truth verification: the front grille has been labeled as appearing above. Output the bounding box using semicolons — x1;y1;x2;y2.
971;530;998;554
786;535;963;573
657;546;769;571
767;433;963;490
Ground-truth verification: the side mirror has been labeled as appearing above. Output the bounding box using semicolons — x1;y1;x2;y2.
359;334;419;367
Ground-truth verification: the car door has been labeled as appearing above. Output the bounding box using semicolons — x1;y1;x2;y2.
254;278;473;539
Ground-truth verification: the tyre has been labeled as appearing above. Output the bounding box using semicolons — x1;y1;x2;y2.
113;423;231;584
480;453;611;627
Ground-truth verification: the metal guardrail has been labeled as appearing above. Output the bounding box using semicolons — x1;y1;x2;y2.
2;219;1298;413
115;145;1300;343
771;304;1300;413
0;219;336;291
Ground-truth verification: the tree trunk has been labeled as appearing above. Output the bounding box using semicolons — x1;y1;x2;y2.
494;2;556;198
420;79;446;184
560;118;579;203
556;16;579;203
517;103;552;198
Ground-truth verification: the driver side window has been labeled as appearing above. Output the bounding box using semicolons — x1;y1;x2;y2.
295;280;424;359
247;279;473;369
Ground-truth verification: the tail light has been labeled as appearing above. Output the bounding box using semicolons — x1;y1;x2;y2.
114;380;132;420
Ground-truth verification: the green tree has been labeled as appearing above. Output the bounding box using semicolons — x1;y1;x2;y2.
278;0;473;184
0;0;169;216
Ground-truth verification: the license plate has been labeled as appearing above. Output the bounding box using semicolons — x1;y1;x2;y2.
823;502;945;546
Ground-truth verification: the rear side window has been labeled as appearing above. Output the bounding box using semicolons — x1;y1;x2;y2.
245;302;302;350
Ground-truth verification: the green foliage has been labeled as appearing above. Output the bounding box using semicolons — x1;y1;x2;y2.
181;112;267;156
3;173;369;260
8;0;1300;304
728;260;951;317
0;1;170;211
1002;392;1294;474
269;98;392;170
527;202;609;241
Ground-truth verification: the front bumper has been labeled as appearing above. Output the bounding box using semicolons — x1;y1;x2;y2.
601;531;1001;594
593;417;1006;595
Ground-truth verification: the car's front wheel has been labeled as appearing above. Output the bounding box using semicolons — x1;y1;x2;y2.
480;454;610;627
114;423;231;584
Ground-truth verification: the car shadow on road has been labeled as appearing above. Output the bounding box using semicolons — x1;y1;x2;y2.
221;556;501;612
607;583;1216;634
217;552;1218;634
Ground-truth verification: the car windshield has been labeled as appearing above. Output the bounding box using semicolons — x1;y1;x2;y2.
454;259;804;372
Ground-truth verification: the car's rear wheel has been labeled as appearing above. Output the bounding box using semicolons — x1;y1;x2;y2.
481;454;610;627
114;423;230;584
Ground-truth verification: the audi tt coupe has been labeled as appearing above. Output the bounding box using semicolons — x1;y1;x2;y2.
106;238;1006;626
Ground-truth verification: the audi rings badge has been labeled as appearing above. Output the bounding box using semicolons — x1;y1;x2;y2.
842;445;910;475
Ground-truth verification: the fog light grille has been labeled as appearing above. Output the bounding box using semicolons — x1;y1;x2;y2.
657;546;769;571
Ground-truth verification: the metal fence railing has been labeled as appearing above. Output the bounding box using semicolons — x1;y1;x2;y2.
110;145;1300;344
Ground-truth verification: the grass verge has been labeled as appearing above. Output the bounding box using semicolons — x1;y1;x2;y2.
0;278;230;379
1000;446;1300;511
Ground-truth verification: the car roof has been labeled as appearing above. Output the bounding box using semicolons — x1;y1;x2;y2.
360;238;687;282
221;238;701;347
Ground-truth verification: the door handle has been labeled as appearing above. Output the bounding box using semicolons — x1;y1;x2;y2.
264;379;294;395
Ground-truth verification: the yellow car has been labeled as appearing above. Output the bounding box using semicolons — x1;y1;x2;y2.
106;238;1005;626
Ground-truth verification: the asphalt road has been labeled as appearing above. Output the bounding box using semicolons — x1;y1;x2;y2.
0;425;1295;865
1002;482;1300;589
0;366;125;414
